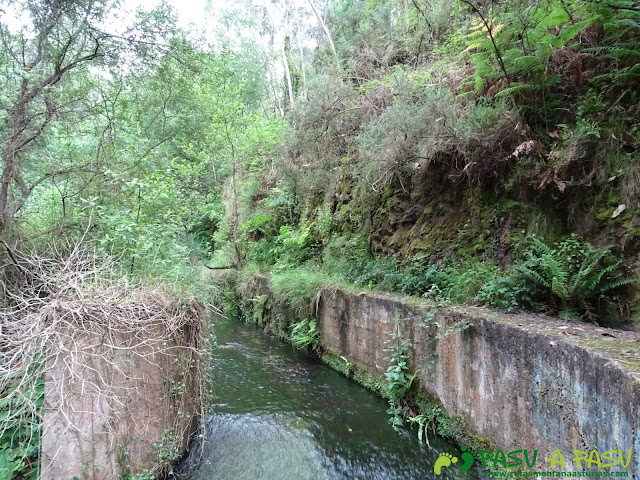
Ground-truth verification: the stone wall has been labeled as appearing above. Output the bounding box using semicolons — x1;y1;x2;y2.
244;275;640;477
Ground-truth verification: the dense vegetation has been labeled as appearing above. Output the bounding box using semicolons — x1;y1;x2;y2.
217;0;639;329
1;0;639;476
0;0;273;477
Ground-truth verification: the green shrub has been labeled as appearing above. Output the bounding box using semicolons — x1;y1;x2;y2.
246;238;278;266
241;214;275;236
440;259;501;303
290;318;319;351
475;274;532;312
514;235;632;322
246;225;320;270
396;263;444;296
259;186;298;227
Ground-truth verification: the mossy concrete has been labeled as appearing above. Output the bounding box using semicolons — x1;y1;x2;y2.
40;315;202;480
242;275;640;477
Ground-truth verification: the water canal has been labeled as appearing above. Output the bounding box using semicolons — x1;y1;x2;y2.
176;315;480;480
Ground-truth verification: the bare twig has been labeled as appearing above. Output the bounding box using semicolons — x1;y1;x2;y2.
0;238;210;478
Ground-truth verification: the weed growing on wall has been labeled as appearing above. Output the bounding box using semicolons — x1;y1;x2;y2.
384;320;417;428
290;318;320;351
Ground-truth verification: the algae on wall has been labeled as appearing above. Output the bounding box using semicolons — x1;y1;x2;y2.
235;273;640;477
40;293;208;480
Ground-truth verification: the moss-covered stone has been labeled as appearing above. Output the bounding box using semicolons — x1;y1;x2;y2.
321;349;388;397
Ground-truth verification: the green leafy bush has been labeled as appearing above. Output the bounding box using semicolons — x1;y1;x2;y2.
475;274;532;312
384;322;416;428
241;214;275;236
439;259;501;302
246;225;319;270
515;235;632;321
290;318;320;351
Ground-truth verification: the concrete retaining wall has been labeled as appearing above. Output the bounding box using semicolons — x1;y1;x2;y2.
244;275;640;477
40;317;201;480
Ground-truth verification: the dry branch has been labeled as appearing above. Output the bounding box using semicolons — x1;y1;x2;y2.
0;238;210;478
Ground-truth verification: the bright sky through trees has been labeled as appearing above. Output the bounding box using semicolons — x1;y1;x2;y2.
1;0;210;35
133;0;209;29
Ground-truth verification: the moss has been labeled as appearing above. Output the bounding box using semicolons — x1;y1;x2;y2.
320;349;388;397
578;337;640;372
411;386;494;452
351;364;388;397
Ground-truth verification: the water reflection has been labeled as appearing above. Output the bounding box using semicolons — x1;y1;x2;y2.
176;316;479;480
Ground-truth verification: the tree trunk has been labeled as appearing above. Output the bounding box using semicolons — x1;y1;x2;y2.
282;40;295;110
307;0;337;57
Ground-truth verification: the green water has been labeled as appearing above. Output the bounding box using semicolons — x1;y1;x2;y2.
176;316;479;480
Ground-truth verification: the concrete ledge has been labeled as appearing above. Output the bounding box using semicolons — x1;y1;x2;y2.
243;275;640;477
40;302;204;480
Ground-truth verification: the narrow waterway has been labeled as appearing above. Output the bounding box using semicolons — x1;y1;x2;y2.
176;315;479;480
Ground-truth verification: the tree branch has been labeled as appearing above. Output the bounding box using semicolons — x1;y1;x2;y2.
460;0;510;83
6;166;101;222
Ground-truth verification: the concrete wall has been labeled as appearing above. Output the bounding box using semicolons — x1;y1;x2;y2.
41;322;200;480
245;276;640;477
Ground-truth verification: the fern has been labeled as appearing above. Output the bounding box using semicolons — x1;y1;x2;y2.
560;18;596;41
493;82;536;98
469;51;499;91
558;306;582;322
592;63;640;83
511;55;545;73
290;318;319;350
585;46;640;59
536;7;570;30
515;235;632;322
603;18;640;37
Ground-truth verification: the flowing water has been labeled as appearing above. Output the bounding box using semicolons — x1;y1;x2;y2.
176;316;480;480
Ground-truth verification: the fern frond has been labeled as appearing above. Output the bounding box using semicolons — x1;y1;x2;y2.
494;82;538;98
512;55;545;73
570;249;610;296
590;63;640;83
616;63;640;81
587;260;622;292
594;277;635;295
560;18;595;41
536;7;570;30
580;299;598;324
517;264;551;288
585;47;640;58
603;18;640;37
552;275;569;301
558;305;581;322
